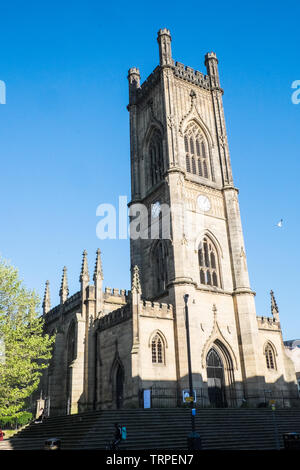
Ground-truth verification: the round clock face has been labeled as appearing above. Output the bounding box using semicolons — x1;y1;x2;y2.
151;201;161;218
197;195;211;212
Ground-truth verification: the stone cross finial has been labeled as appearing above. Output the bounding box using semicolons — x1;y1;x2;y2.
42;280;51;314
80;250;90;284
59;266;69;303
93;248;103;282
270;290;279;320
132;265;141;294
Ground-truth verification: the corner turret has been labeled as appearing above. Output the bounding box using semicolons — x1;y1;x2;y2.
205;52;221;89
157;28;174;67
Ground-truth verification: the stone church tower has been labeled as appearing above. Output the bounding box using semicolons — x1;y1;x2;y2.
39;29;297;416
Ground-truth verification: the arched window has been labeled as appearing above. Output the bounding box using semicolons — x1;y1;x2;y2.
151;333;165;364
265;343;276;370
191;157;196;174
198;237;220;287
207;348;223;369
186;155;191;173
153;241;169;295
184;122;211;180
149;130;164;186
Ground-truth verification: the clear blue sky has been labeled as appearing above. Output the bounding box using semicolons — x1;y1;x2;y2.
0;1;299;340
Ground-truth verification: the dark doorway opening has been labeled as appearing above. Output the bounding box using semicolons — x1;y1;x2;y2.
116;365;124;409
206;348;227;407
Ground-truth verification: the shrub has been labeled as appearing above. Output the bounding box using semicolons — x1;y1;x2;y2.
0;411;33;429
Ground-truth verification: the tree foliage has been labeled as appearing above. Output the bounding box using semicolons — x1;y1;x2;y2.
0;258;55;416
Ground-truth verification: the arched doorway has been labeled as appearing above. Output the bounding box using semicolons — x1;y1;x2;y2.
116;365;124;409
206;348;227;407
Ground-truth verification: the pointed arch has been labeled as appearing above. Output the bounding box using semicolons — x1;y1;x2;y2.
148;128;164;186
142;124;165;190
264;341;277;370
179;112;214;151
263;340;278;357
183;120;214;181
110;352;125;409
198;234;222;288
142;122;164;152
194;229;223;259
149;330;167;364
109;350;125;384
148;329;168;349
201;324;238;371
206;343;235;408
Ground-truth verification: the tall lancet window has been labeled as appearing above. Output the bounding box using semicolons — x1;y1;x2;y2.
198;237;220;287
149;129;164;186
184;122;212;180
153;240;169;295
265;343;276;370
151;333;165;364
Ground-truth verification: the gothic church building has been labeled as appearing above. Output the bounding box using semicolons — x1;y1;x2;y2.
40;29;298;415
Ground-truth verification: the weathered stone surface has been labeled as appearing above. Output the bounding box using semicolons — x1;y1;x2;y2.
38;29;298;416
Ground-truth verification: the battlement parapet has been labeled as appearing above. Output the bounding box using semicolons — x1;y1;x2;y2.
44;305;60;324
137;66;160;99
205;52;218;63
104;287;128;302
128;67;140;76
174;62;210;90
98;303;131;331
158;28;171;37
64;291;81;308
140;300;174;319
135;59;211;103
44;290;82;324
257;316;281;330
104;286;127;295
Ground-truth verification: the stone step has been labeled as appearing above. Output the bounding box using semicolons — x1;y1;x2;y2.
4;408;300;450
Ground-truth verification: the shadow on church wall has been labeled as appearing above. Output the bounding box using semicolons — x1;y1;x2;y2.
94;373;299;412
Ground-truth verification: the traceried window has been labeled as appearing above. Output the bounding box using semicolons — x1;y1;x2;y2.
184;122;212;180
265;343;276;370
153;240;169;294
151;333;165;364
149;130;164;186
198;237;220;287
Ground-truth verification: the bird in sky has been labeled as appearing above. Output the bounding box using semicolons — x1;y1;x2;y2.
276;219;283;228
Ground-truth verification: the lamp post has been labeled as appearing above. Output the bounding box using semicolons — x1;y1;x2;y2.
184;294;201;450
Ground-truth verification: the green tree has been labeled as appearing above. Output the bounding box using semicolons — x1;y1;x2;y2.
0;257;55;417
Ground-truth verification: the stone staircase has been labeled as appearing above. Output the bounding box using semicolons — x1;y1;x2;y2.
1;408;300;450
